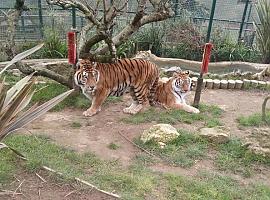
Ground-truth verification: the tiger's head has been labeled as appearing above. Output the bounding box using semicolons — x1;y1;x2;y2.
172;70;192;94
74;59;100;94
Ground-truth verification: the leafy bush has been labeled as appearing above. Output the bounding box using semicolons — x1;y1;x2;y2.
134;25;166;56
211;29;261;62
161;19;202;60
41;28;68;58
255;0;270;63
116;40;135;58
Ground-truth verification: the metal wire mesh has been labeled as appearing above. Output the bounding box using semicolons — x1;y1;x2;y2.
0;0;260;46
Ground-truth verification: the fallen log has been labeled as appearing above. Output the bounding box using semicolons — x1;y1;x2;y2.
135;50;269;73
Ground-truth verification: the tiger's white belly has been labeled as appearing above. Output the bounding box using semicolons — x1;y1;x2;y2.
172;82;186;104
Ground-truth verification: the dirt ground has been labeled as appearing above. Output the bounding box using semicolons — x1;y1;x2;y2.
3;89;270;199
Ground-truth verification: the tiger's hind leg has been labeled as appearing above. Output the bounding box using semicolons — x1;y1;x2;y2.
148;76;159;107
123;87;146;114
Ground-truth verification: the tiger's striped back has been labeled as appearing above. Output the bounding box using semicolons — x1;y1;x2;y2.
74;58;159;107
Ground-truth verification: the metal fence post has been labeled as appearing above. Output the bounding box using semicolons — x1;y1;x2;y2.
206;0;217;42
193;0;216;108
174;0;179;21
38;0;44;38
238;0;249;42
21;15;26;40
72;6;76;29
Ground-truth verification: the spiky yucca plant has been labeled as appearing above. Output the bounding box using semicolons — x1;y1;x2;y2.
0;44;73;157
255;0;270;63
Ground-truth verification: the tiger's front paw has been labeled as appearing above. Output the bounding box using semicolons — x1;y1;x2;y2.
83;108;99;117
189;107;200;114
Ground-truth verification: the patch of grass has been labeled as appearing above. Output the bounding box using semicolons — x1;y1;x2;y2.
32;82;89;111
1;72;21;85
70;122;82;128
0;149;17;184
237;111;270;127
135;130;208;168
107;142;120;150
164;171;270;200
2;135;157;199
2;135;270;199
215;138;270;177
122;104;223;126
132;154;158;166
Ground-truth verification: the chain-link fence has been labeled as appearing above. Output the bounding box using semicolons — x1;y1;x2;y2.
0;0;260;43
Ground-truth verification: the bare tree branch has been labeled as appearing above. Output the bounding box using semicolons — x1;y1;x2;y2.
46;0;101;26
46;0;173;62
16;62;73;88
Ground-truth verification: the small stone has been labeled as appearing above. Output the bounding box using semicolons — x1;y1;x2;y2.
199;127;229;144
140;124;179;146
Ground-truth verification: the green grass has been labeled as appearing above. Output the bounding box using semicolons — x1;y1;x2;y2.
215;139;270;177
135;128;270;176
1;72;21;85
1;135;157;199
237;111;270;127
122;104;223;127
1;134;270;199
32;83;89;111
31;82;122;111
164;171;270;200
107;142;121;150
135;130;209;168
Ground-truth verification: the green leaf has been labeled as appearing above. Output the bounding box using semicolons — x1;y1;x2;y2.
3;73;35;109
0;89;74;140
0;80;34;133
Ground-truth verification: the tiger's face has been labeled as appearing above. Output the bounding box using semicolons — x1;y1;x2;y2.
172;71;192;93
74;59;99;94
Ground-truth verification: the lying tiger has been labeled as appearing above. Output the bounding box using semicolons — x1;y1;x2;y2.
154;71;200;114
74;59;159;117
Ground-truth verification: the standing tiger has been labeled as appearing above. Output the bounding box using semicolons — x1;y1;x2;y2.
74;59;159;117
154;71;200;113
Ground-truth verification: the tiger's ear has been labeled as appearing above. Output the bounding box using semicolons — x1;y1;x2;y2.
185;70;190;75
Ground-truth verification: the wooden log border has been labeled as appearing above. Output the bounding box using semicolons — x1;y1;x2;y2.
191;78;270;91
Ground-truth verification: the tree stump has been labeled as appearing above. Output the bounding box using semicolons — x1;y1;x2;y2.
220;80;228;89
213;79;221;89
206;79;213;89
235;80;243;89
228;80;236;89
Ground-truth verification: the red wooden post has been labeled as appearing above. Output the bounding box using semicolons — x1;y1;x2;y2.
67;31;77;65
193;43;213;107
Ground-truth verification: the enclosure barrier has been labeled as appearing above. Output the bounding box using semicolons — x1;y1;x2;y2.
191;77;270;91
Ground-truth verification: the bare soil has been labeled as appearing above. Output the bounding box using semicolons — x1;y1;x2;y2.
3;89;270;199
